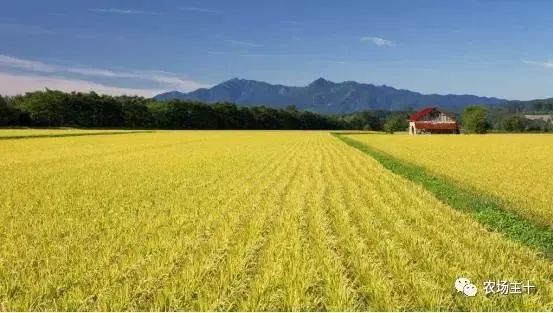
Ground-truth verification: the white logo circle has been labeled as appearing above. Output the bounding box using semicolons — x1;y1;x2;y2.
463;283;478;297
455;277;470;293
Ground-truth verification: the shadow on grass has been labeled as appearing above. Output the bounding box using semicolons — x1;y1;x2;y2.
333;132;553;259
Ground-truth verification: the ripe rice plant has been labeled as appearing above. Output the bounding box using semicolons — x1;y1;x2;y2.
0;131;551;311
0;128;137;139
343;133;553;228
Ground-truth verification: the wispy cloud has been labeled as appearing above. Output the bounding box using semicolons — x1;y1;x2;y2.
0;54;209;92
522;59;553;68
0;55;56;72
224;39;263;47
0;72;161;97
360;36;395;46
89;8;151;15
179;6;223;14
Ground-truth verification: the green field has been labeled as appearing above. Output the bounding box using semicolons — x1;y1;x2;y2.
0;130;551;311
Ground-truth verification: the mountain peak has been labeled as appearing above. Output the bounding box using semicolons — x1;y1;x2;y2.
308;77;334;88
223;77;243;83
154;78;506;113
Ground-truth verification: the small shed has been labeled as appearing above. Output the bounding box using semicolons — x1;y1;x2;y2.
408;107;459;135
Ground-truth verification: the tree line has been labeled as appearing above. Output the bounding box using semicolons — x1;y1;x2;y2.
465;105;553;133
502;98;553;114
0;90;411;130
0;90;340;129
2;90;550;132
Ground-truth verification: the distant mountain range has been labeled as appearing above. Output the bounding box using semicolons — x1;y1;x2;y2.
154;78;506;113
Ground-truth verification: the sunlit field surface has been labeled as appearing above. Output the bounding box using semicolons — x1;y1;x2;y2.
0;131;551;311
345;133;553;227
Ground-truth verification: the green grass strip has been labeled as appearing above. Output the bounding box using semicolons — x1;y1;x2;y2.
332;133;553;259
0;130;154;140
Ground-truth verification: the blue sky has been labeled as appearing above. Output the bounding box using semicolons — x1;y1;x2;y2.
2;0;553;99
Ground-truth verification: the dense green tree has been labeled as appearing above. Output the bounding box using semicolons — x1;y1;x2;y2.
462;106;491;134
0;95;20;126
0;95;9;125
337;110;399;131
147;101;171;128
121;98;153;128
503;115;527;132
12;90;67;126
6;97;30;126
383;115;408;134
10;90;126;127
212;103;247;129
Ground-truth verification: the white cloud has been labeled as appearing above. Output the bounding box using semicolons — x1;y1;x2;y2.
0;55;56;72
360;36;395;46
89;8;151;15
179;7;223;14
0;72;160;97
63;67;207;90
522;59;553;68
224;39;263;47
0;54;209;91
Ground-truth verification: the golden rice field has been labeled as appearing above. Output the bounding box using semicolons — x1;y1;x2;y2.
0;131;551;311
345;134;553;227
0;128;134;139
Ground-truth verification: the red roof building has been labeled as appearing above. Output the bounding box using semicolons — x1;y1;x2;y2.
408;107;459;135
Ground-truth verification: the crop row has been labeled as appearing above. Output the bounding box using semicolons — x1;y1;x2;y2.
0;131;551;310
